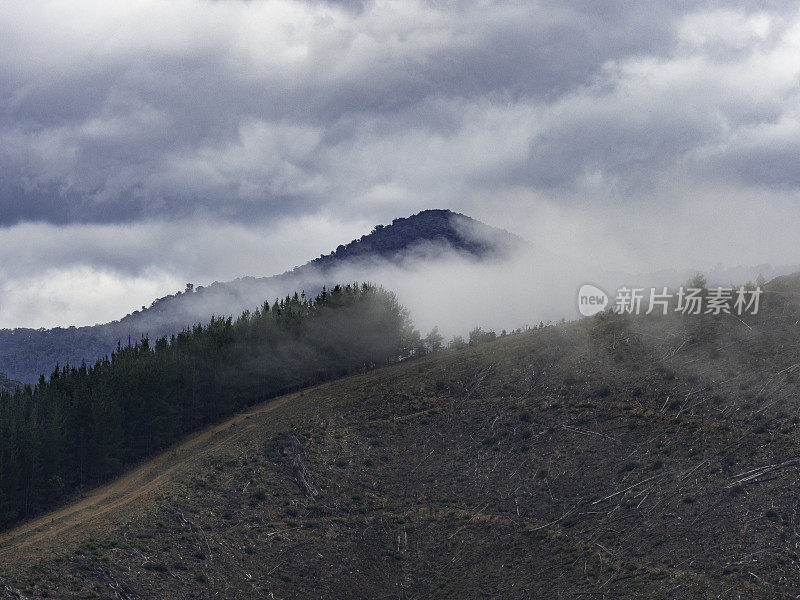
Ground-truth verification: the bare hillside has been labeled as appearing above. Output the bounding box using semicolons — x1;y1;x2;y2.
3;294;800;598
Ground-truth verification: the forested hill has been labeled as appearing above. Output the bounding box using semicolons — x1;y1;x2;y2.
0;210;523;383
6;277;800;597
0;284;416;529
0;373;20;394
306;209;524;269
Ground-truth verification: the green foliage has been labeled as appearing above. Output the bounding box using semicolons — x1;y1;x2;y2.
0;372;21;394
468;327;496;346
0;283;412;530
685;272;707;289
448;335;467;350
402;326;425;357
424;327;443;353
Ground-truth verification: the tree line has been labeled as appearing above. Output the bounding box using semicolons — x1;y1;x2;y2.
0;284;415;530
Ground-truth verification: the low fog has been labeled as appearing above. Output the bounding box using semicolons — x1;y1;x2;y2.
0;211;800;338
2;208;799;339
312;236;799;341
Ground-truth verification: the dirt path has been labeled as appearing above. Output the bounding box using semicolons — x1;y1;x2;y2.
0;389;305;564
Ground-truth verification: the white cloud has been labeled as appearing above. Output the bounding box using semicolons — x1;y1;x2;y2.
0;215;371;327
2;1;800;327
0;265;181;329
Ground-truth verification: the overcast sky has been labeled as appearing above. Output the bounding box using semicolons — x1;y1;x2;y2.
2;0;800;327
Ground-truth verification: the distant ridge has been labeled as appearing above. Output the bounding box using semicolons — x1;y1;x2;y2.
0;210;524;383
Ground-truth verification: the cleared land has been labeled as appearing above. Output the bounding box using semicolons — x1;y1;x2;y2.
3;303;800;599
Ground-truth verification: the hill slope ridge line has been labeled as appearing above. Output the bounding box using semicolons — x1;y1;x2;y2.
0;386;313;561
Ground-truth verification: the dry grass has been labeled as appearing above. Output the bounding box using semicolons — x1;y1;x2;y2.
3;298;800;598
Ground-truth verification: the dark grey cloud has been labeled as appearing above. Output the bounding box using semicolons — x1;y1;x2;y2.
4;0;794;226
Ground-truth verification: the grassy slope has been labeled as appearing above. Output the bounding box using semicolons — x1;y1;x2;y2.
2;303;800;599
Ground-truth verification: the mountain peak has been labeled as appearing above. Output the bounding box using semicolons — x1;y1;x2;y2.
0;210;525;383
306;209;523;271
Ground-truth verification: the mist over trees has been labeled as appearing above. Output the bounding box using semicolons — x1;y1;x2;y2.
0;284;418;529
0;209;523;384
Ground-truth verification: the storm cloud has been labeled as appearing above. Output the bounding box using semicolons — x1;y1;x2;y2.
2;0;800;327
